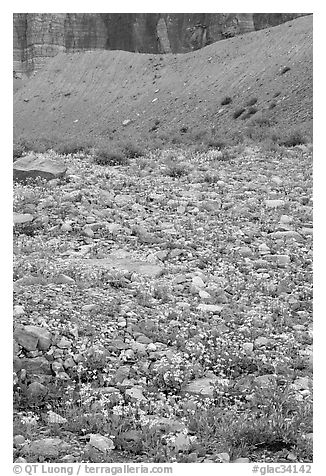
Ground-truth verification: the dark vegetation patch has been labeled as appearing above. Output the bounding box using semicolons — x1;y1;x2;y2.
241;107;258;120
92;148;129;166
274;129;307;147
221;96;232;105
280;66;291;75
233;108;246;119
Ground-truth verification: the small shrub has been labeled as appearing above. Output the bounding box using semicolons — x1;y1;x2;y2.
280;66;291;75
13;143;25;160
205;137;228;150
221;96;232;105
246;97;258;107
233;108;246;119
203;171;220;182
279;130;307;147
166;163;189;178
169;133;184;145
191;127;208;141
180;126;188;133
241;107;258;120
149;119;160;132
250;113;273;127
269;127;308;148
54;140;91;155
122;142;144;158
93;148;129;166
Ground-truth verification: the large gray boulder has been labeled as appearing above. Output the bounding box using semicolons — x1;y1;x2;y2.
13;154;67;181
22;438;70;458
84;249;164;278
14;325;52;351
13;213;34;225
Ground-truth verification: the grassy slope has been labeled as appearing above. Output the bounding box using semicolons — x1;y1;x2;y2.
13;16;312;145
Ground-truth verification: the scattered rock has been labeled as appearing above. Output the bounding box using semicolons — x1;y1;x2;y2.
216;452;230;463
197;304;223;314
27;382;48;398
192;276;205;288
53;274;75;285
280;215;293;224
271;176;283;186
270;230;304;242
57;337;71;349
15;325;52;351
184;375;219;398
85;254;163;278
47;411;68;424
61;222;73;232
272;254;291;267
259;243;270;255
13;304;25;316
242;342;254;353
14;327;38;351
238;246;252;257
254;374;276;388
82;304;98;312
60;455;76;463
291;376;312;391
125;386;147;402
264;199;285;208
89;434;115;453
287;452;298;461
173;433;192;452
13;435;26;447
142;416;186;433
254;336;269;348
20;356;52;376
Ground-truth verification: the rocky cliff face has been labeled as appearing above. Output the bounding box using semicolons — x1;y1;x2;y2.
13;13;308;76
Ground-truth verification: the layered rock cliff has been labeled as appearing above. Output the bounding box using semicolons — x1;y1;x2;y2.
13;13;309;75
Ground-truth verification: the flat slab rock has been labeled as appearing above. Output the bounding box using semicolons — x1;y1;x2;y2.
13;213;34;225
13;155;67;181
22;438;70;457
184;374;220;398
84;250;164;277
141;416;186;432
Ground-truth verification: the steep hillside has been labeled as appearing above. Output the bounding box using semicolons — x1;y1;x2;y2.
13;15;312;146
13;13;308;75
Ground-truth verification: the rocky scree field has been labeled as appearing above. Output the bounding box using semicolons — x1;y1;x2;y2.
13;141;313;464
